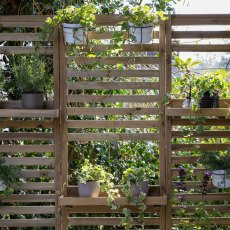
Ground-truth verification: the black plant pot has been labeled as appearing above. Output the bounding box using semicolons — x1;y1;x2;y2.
199;91;213;108
22;92;44;109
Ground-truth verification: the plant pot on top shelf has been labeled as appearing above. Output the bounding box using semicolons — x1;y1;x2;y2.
122;5;159;44
12;50;53;109
200;151;230;189
41;4;96;45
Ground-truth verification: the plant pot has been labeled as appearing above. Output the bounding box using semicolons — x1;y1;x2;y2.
78;181;100;197
130;181;149;197
211;170;230;188
62;23;87;45
129;23;154;43
199;91;213;108
0;181;6;191
22;92;44;109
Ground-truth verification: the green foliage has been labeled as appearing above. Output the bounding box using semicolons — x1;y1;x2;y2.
40;4;97;40
12;51;53;94
0;157;21;194
199;150;230;175
122;5;158;27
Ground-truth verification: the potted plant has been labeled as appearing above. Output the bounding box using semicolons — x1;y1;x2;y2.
199;151;230;189
121;166;152;229
76;159;115;197
122;5;163;44
0;156;21;193
41;4;97;44
12;51;52;109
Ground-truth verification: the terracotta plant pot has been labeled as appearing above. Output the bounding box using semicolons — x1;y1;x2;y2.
129;23;154;44
63;23;87;45
130;181;149;197
22;92;44;109
78;181;100;197
211;170;230;189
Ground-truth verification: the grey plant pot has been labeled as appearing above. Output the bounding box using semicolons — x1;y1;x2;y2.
22;92;44;109
130;181;149;197
78;181;100;197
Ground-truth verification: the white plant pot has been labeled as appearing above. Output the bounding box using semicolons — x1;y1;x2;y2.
129;23;154;43
211;170;230;188
0;181;6;191
63;23;87;45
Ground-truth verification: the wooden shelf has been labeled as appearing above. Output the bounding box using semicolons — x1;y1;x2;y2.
166;108;229;117
59;195;167;206
0;109;59;118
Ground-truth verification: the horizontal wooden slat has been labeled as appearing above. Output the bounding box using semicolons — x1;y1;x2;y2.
67;107;159;115
79;44;159;52
20;169;55;178
172;130;230;138
0;100;54;109
4;157;54;166
67;120;159;128
171;14;230;25
172;193;230;201
67;95;159;103
68;217;160;226
0;120;53;128
0;132;54;140
0;219;55;227
0;206;55;214
13;182;55;191
172;31;230;39
0;144;54;153
0;109;59;118
0;194;55;202
67;56;159;65
67;82;159;90
67;69;159;78
68;133;159;141
87;31;128;39
59;195;167;206
172;156;199;164
0;46;53;54
67;205;160;213
166;108;229;117
172;44;230;52
172;143;229;151
0;33;41;41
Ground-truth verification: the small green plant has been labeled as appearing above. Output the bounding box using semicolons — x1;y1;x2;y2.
199;151;230;175
0;157;21;194
121;166;152;229
40;4;97;40
12;51;52;94
74;159;120;209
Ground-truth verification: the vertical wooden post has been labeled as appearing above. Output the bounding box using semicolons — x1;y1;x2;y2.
59;26;68;230
165;16;173;229
159;19;166;230
53;27;61;230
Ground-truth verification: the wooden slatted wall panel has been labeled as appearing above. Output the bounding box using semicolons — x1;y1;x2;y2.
0;16;59;228
60;15;167;229
166;15;230;229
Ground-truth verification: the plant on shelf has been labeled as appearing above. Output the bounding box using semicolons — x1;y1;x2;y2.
121;166;152;229
122;4;161;44
12;49;53;109
0;156;21;194
173;56;230;110
74;159;119;209
40;4;97;44
199;150;230;189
